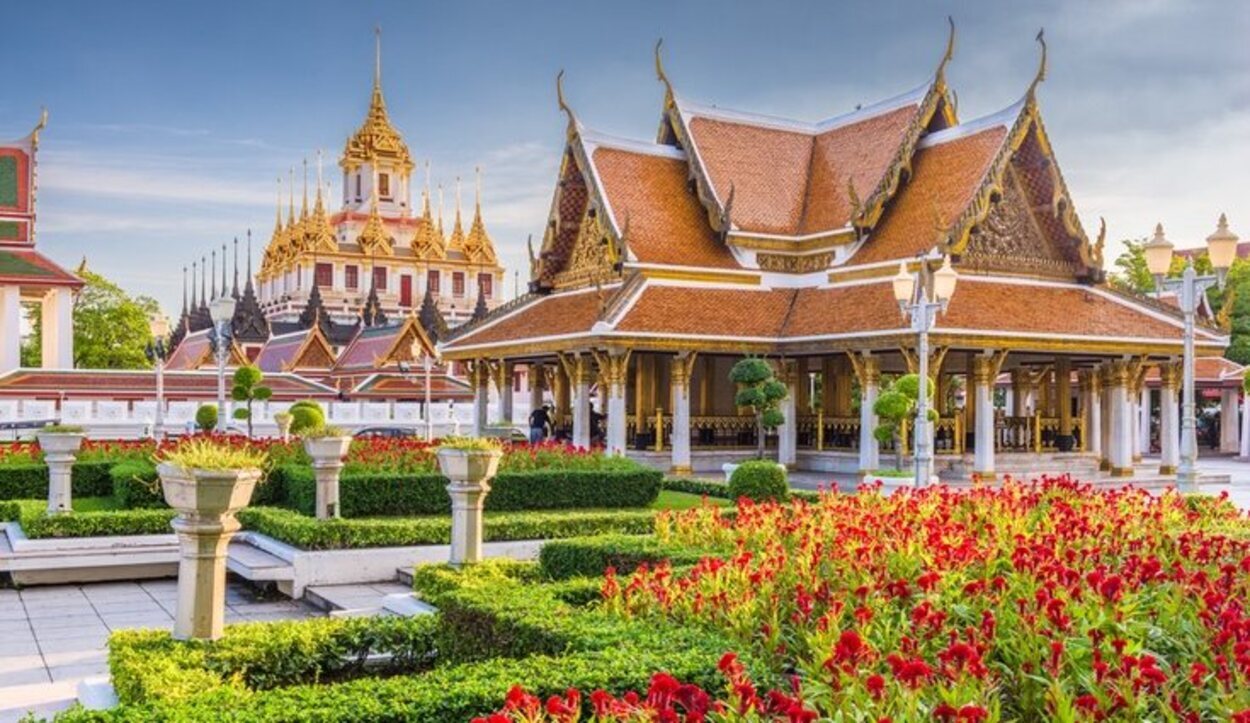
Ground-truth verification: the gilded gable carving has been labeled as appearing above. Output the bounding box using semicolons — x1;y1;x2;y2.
961;168;1082;278
552;205;619;289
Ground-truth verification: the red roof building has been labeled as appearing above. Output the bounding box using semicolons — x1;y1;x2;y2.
440;31;1227;480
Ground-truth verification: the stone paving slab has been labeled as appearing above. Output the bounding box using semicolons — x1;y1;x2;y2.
0;578;320;723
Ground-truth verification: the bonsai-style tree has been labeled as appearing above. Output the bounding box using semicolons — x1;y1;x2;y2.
730;357;788;460
289;400;326;434
230;365;273;438
873;373;937;472
194;404;218;433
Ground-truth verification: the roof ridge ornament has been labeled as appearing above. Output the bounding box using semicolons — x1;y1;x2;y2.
936;16;956;81
655;38;675;105
30;107;48;147
556;70;580;135
1028;29;1047;99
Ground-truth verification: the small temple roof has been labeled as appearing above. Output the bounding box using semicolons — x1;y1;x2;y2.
0;368;336;400
349;371;473;401
333;316;435;374
165;329;249;371
0;246;83;288
254;327;335;374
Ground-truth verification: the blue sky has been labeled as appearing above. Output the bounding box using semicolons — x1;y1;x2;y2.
3;0;1247;315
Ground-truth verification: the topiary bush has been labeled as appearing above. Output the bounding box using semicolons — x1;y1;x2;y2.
194;404;218;432
728;459;789;502
288;400;325;434
729;357;788;460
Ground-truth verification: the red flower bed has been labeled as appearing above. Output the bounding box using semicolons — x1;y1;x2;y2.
481;477;1250;720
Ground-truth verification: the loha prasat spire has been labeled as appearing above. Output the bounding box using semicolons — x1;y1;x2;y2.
253;27;503;331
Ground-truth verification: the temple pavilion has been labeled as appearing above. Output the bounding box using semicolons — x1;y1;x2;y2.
439;30;1228;481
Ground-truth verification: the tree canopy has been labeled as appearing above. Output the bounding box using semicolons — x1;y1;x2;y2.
21;265;160;369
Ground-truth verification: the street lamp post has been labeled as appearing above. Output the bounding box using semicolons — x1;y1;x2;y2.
146;316;171;439
1143;216;1238;492
401;348;437;443
892;255;958;487
209;297;237;433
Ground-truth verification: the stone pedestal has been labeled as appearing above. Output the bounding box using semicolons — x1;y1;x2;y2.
304;436;352;519
158;463;261;641
274;414;292;443
436;448;502;566
37;432;84;515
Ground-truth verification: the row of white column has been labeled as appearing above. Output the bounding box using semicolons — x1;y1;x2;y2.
0;286;73;374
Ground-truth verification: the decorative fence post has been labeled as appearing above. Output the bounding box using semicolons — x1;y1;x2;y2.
436;444;503;566
37;428;84;515
304;433;352;519
158;462;261;641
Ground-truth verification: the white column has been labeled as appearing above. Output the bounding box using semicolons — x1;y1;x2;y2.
1136;386;1150;461
855;354;880;473
471;362;489;437
528;362;545;412
1099;366;1112;471
570;356;591;448
495;362;514;424
1082;372;1102;460
0;286;21;373
1221;388;1240;453
41;288;74;369
1159;363;1180;474
601;350;630;456
972;355;996;479
1108;361;1133;476
1240;393;1250;459
670;355;694;475
776;360;798;469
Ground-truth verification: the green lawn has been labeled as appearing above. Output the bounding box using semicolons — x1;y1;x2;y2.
651;489;731;510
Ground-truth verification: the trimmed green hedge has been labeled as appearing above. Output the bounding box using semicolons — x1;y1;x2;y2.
109;460;163;509
538;533;709;580
236;506;658;550
57;561;766;722
0;459;114;500
0;499;175;538
108;615;439;704
276;464;662;518
728;460;789;502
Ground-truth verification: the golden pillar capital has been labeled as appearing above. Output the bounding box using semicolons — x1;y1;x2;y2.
971;350;1008;386
847;351;880;386
1159;360;1183;390
466;359;491;389
592;347;632;390
669;352;698;390
1106;359;1131;388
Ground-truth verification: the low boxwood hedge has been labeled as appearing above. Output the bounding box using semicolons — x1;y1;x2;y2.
0;499;175;538
538;533;710;580
276;464;662;518
109;460;163;509
108;615;439;705
59;562;766;722
0;459;114;500
236;506;658;550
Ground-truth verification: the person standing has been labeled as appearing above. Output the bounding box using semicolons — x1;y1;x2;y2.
528;404;552;444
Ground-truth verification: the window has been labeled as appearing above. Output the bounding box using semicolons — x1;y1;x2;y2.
373;266;388;291
378;173;390;199
452;272;465;298
314;263;333;288
345;265;359;290
477;273;493;299
354;174;361;201
426;269;440;295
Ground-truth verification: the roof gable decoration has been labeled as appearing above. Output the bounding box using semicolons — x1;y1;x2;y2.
529;74;630;293
285;325;336;372
652;24;960;248
376;316;438;368
938;36;1104;282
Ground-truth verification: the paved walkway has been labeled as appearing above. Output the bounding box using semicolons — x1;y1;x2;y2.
0;579;318;721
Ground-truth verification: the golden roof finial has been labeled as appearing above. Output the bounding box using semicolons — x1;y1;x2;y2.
315;150;325;205
556;70;579;132
463;166;497;265
1028;28;1048;98
357;183;393;256
437;183;446;240
30;107;48;148
274;177;284;232
654;38;675;103
447;177;466;252
937;16;956;80
374;25;382;91
341;27;412;172
423;160;432;216
287;167;296;229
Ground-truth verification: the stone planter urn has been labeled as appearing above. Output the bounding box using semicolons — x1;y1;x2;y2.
37;431;85;515
303;435;352;519
436;447;503;566
273;413;293;443
157;462;261;641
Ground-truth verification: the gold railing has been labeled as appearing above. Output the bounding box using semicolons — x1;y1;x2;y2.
797;413;860;451
934;413;964;455
995;414;1083;453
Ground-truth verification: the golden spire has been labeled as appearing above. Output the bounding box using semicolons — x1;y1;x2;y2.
422;161;432;217
341;27;412;172
412;162;446;261
306;151;336;253
437;183;446;240
300;158;309;222
357;185;393;256
463;166;497;264
264;177;290;278
447;177;466;252
286;168;296;230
